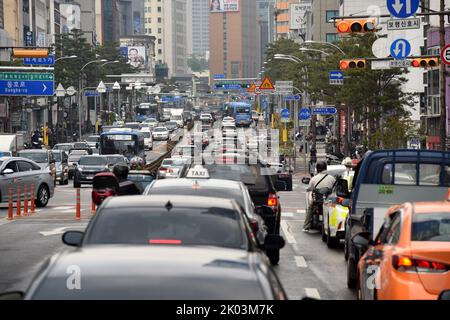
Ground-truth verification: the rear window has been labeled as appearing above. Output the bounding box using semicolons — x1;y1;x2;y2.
85;207;246;249
79;157;107;166
380;162;450;186
412;213;450;242
204;164;268;190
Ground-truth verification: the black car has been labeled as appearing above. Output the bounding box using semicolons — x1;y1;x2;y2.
3;195;287;299
73;155;110;187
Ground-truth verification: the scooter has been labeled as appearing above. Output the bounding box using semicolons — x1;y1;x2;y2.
310;187;332;232
326;153;343;165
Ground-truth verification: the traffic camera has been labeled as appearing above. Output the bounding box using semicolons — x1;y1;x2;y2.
336;19;377;34
339;59;366;70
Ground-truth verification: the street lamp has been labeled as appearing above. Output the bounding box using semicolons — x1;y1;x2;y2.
100;60;119;67
274;54;304;63
78;59;108;139
55;55;77;63
302;40;346;56
299;48;330;56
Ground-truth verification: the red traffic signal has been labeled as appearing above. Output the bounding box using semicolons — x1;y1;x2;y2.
411;58;439;68
340;59;366;70
337;19;376;34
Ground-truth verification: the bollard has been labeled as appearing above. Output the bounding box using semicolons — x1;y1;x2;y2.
76;188;81;220
16;185;21;217
7;188;13;221
23;185;28;216
91;199;96;214
30;183;36;214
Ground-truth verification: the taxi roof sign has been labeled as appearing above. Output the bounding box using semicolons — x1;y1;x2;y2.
186;165;210;179
259;76;275;90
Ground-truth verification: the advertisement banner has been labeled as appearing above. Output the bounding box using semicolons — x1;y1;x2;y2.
289;3;311;30
210;0;239;13
127;46;146;70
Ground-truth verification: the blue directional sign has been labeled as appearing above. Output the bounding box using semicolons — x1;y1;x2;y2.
329;70;344;80
24;55;55;66
312;107;337;115
213;74;225;79
387;0;419;19
214;84;243;90
284;94;300;101
262;96;268;110
0;72;54;96
390;38;411;60
84;90;100;97
24;31;34;47
281;108;290;119
299;108;311;120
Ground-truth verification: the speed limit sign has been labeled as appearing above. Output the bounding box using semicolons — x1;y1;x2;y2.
441;44;450;66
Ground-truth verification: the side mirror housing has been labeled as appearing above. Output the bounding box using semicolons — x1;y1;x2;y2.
301;177;311;185
264;234;285;250
62;231;84;247
336;178;351;198
351;231;372;250
2;168;14;175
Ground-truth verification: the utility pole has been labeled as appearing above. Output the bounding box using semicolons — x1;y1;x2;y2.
440;0;447;151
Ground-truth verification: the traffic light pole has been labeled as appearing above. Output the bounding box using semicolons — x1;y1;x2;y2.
440;0;447;151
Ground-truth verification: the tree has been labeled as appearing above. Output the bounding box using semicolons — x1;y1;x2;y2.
187;55;208;72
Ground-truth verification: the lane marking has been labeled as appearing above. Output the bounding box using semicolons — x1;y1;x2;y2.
281;220;297;244
295;256;308;268
0;217;14;226
40;224;88;236
51;206;74;210
296;209;306;214
281;212;294;217
305;288;321;300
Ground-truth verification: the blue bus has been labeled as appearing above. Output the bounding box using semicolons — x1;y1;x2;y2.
224;102;253;127
135;103;159;122
99;131;146;162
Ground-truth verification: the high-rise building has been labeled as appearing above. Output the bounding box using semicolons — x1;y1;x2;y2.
209;0;260;81
96;0;120;43
191;0;209;59
60;0;97;44
274;0;298;39
257;0;275;65
310;0;339;42
118;0;144;37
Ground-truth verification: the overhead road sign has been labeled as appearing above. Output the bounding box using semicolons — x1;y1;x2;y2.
12;48;49;58
299;108;311;120
84;90;100;97
0;72;54;96
275;80;293;94
441;44;450;66
329;70;344;85
387;18;420;30
312;107;337;115
213;74;225;79
23;55;54;66
284;94;300;101
390;38;411;60
387;0;420;19
259;76;275;91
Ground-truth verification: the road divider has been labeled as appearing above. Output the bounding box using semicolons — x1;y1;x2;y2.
76;188;81;220
24;185;28;216
16;186;21;217
7;188;13;221
30;183;35;214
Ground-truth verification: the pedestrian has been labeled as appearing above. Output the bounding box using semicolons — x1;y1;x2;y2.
309;142;317;175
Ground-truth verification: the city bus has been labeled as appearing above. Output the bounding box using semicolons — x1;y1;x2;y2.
224;102;253;127
99;131;146;162
135;103;159;122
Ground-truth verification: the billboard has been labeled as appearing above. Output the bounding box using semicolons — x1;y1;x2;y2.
122;46;146;70
289;3;311;30
210;0;239;13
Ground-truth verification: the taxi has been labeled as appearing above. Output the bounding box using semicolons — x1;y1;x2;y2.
355;201;450;300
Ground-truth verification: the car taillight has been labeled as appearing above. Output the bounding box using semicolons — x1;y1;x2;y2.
249;219;259;234
393;255;450;273
159;167;167;172
267;193;278;208
92;189;116;206
149;239;182;245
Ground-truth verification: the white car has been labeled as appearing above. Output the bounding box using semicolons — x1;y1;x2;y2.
152;127;169;141
142;118;158;128
222;116;235;123
222;122;236;130
200;113;213;123
140;128;153;151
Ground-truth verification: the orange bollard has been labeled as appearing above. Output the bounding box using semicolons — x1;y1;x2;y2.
76;188;81;220
30;184;35;214
16;185;21;217
7;188;13;221
91;199;96;214
23;185;28;216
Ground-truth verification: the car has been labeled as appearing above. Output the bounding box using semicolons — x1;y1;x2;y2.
70;142;93;155
105;154;128;170
123;122;141;131
85;135;100;150
157;158;190;179
164;121;178;133
223;116;235;123
50;150;69;185
152;127;169;141
202;161;286;264
67;150;89;179
200;113;213;123
18;149;56;185
73;155;110;188
142;118;158;128
0;156;55;207
52;143;74;154
139;128;153;151
222;122;236;131
356;201;450;300
252;110;259;122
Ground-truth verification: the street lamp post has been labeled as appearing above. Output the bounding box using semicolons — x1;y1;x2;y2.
302;40;346;56
78;59;107;140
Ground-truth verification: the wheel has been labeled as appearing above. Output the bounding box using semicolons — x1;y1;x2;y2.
59;179;64;186
36;184;50;207
347;258;358;289
321;223;327;242
326;226;339;248
267;249;280;266
64;178;69;185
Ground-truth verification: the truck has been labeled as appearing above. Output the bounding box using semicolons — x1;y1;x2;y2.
0;134;24;156
170;109;184;128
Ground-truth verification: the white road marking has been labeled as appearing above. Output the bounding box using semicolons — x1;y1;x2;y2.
0;217;14;226
51;206;74;210
305;288;321;300
281;220;297;244
293;184;299;189
281;212;294;217
296;209;306;214
295;256;308;268
40;224;88;236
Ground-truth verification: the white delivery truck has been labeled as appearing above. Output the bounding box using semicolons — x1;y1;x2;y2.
0;134;24;156
170;109;184;128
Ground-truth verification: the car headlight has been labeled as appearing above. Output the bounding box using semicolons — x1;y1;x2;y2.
77;167;83;172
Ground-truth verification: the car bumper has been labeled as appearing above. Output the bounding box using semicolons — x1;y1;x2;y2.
153;135;169;140
56;171;68;181
76;172;101;183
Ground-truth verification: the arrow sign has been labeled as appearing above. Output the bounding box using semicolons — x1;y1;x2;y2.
329;71;344;80
387;0;419;19
281;108;290;118
312;107;337;115
299;108;311;120
390;38;411;60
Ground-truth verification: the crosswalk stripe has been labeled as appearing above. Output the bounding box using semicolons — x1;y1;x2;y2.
295;256;308;268
305;288;321;300
281;220;297;244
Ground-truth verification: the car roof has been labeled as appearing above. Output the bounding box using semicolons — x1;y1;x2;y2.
0;156;36;162
28;246;268;299
101;194;237;210
150;178;244;190
410;202;450;214
19;149;48;153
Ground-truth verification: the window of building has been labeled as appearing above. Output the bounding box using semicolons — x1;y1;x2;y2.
326;33;338;43
326;10;339;23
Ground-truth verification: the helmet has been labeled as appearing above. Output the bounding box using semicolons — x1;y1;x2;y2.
129;157;145;170
316;161;327;173
113;163;129;180
342;157;353;167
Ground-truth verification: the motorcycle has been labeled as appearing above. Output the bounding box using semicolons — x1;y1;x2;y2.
310;187;332;232
326;153;343;165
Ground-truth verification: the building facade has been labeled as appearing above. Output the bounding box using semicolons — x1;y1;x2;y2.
311;0;339;42
257;0;275;65
118;0;144;37
192;0;209;59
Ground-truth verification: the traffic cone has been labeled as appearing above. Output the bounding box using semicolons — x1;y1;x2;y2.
30;184;36;214
23;185;28;216
91;199;96;214
16;186;21;217
76;188;81;220
7;188;13;221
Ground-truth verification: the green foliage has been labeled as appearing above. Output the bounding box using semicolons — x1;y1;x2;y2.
369;117;416;149
187;55;209;72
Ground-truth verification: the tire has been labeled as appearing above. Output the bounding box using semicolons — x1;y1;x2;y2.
267;249;280;266
321;223;327;242
36;184;50;207
347;258;358;289
64;178;69;185
59;179;64;186
326;226;339;248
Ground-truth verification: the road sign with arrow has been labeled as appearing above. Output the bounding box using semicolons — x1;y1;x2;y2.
390;38;411;60
387;0;420;19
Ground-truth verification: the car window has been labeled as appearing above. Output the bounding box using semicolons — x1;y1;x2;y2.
85;207;247;249
419;164;441;186
412;212;450;242
18;161;34;172
381;163;416;185
4;161;18;173
379;211;402;245
19;152;48;164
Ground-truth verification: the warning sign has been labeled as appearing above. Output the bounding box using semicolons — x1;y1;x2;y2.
259;76;275;90
248;83;257;93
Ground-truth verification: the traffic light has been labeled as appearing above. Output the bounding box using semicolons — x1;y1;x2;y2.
336;19;377;34
411;57;439;68
339;59;366;70
12;48;49;58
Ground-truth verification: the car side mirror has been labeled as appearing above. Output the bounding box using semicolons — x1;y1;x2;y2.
336;178;351;198
2;168;14;175
0;291;24;300
62;231;84;247
301;177;311;185
438;290;450;300
351;231;372;250
264;234;285;250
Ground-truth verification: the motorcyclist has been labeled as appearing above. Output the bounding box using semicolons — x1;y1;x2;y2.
113;163;141;195
303;161;336;232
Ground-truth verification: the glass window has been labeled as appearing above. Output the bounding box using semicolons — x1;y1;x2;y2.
18;161;34;172
326;33;338;43
79;157;107;166
326;10;339;23
419;164;441;186
4;161;18;173
383;212;402;245
412;213;450;242
381;163;416;185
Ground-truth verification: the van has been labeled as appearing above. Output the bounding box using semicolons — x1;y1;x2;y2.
337;149;450;288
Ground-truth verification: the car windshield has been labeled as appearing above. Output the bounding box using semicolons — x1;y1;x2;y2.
20;152;48;163
51;152;62;162
204;164;268;189
86;136;99;142
54;144;72;152
107;156;125;165
71;150;88;155
141;132;151;138
167;122;177;126
79;157;107;166
85;207;246;249
154;127;167;132
412;213;450;242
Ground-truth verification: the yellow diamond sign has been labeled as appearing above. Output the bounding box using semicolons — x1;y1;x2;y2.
259;76;275;90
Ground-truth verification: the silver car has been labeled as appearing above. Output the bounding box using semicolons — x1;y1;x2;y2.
0;157;55;207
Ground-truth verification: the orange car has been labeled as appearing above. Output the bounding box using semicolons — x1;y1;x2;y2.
354;201;450;300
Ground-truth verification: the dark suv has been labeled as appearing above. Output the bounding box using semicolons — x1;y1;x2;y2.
73;156;110;188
